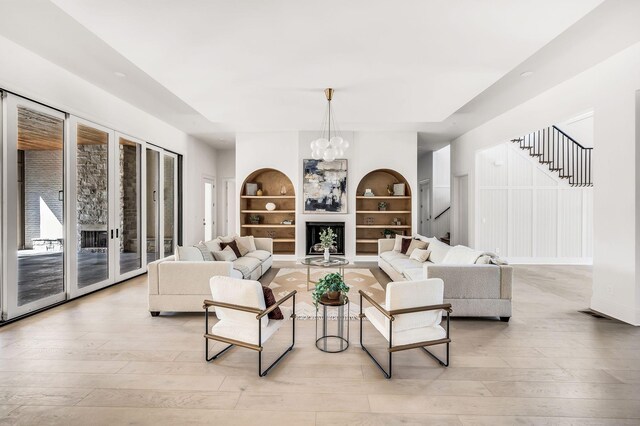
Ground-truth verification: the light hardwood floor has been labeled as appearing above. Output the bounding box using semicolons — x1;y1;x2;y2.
1;263;639;425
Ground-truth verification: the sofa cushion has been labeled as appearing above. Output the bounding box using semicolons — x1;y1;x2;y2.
380;250;407;263
233;256;262;278
220;240;242;258
425;238;451;264
406;239;428;257
203;239;222;254
393;235;412;252
409;248;431;262
235;236;257;253
442;245;485;265
366;305;446;345
175;246;204;261
390;258;424;274
244;250;271;262
403;267;424;282
213;246;237;262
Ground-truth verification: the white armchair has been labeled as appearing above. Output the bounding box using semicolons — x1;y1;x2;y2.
359;278;451;378
204;276;296;377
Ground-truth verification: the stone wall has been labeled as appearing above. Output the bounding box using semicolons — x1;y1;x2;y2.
119;144;138;253
76;144;109;250
24;149;64;248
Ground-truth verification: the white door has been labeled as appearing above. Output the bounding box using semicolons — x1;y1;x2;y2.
419;180;431;236
203;177;215;241
224;179;236;235
456;175;469;246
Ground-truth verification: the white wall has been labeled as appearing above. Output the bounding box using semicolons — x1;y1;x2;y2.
450;42;640;325
215;149;236;237
0;34;217;247
235;130;418;260
431;145;451;239
476;142;592;263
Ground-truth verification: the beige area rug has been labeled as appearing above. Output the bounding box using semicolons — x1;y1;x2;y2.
268;268;385;320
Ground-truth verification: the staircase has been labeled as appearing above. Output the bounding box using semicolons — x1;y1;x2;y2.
511;125;593;187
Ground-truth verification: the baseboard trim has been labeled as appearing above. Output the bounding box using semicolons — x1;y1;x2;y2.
506;257;593;265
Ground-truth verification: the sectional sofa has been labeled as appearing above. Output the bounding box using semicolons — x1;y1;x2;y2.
148;237;273;315
378;236;513;321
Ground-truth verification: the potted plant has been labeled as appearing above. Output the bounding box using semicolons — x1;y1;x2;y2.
319;227;336;261
382;229;395;239
249;214;261;225
378;201;388;211
312;272;350;305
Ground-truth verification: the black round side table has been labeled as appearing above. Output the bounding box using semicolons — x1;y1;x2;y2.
315;294;349;353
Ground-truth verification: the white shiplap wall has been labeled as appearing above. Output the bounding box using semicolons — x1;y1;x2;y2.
475;143;593;263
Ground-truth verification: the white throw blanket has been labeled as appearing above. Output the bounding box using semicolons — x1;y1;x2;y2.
441;245;489;264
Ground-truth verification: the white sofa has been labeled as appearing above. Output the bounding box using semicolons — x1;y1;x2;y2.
378;237;513;321
148;238;273;315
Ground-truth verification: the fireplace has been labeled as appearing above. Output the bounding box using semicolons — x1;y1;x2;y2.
80;230;108;253
306;222;345;255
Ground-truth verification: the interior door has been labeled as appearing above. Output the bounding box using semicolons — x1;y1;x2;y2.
420;180;431;236
68;117;116;298
2;94;67;319
203;177;215;241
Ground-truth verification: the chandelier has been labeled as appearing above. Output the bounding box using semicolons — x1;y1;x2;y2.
310;88;349;161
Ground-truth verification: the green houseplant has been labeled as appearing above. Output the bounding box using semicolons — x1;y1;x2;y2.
312;272;350;305
248;214;261;224
382;229;395;239
319;227;336;261
378;201;388;211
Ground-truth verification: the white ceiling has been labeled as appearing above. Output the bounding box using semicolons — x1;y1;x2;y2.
47;0;601;132
3;0;635;151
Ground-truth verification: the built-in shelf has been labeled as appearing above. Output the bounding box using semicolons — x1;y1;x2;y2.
356;210;411;214
241;210;296;213
241;224;295;228
355;169;412;255
241;195;295;199
356;225;410;229
240;168;296;255
356;196;411;199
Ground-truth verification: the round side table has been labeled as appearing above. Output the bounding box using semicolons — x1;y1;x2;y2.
315;294;349;353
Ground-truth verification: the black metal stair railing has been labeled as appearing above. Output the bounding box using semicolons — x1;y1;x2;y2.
511;125;593;187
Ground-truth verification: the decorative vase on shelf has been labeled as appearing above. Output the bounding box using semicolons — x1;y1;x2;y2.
256;189;263;196
323;247;330;261
280;185;287;195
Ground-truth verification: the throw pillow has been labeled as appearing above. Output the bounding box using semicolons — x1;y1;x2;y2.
203;238;222;253
261;286;284;320
220;240;242;258
234;238;252;256
194;243;214;261
393;235;412;252
219;234;237;243
175;246;205;261
400;237;413;254
410;248;432;262
235;235;257;253
405;239;428;257
213;246;238;262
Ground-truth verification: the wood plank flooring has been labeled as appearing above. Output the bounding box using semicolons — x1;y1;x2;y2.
1;263;639;425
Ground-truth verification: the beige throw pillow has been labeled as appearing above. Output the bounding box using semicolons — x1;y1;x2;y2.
409;248;431;263
405;240;428;257
213;245;238;262
235;235;256;254
203;239;222;254
393;235;412;252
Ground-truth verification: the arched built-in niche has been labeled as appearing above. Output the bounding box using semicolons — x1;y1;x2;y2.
355;169;412;255
240;168;296;254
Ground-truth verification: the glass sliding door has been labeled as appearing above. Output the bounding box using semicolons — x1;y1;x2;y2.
2;94;67;319
145;148;160;264
163;153;177;257
116;134;143;278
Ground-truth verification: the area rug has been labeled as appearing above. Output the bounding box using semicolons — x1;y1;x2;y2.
268;268;385;320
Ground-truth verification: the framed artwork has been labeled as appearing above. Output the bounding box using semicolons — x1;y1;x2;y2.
303;159;347;213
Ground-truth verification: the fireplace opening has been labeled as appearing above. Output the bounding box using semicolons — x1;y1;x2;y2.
306;222;345;255
80;230;108;252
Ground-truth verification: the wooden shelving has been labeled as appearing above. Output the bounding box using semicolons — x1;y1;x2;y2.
355;169;412;255
240;168;296;255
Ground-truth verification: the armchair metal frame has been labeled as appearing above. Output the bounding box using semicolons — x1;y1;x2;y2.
359;290;451;379
204;290;297;377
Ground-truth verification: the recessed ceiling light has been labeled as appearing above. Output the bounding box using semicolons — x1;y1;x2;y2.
114;71;126;78
520;71;534;78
